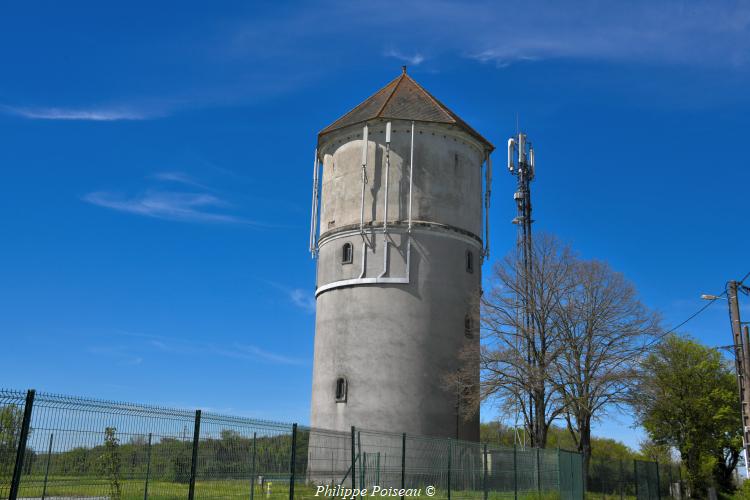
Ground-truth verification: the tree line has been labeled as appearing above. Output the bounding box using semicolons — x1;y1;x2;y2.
0;417;301;487
459;233;741;497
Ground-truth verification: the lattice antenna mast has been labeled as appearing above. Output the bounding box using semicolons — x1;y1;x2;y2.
507;133;536;446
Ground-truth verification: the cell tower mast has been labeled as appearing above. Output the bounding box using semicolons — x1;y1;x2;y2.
507;133;536;446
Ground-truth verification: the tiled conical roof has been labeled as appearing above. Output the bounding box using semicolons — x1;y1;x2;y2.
318;68;494;151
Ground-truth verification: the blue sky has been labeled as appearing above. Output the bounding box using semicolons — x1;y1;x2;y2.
1;0;749;451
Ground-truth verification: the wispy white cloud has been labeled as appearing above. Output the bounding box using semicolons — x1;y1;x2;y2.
310;0;750;70
151;171;214;191
83;190;255;225
264;281;316;314
88;345;144;366
455;1;750;68
1;105;158;121
4;0;749;125
384;48;425;66
220;344;305;366
120;331;307;366
289;289;316;313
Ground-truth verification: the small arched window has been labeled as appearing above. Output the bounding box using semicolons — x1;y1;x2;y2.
466;250;474;273
335;377;347;402
464;315;474;339
342;243;353;264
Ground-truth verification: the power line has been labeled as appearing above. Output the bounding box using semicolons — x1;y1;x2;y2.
661;291;726;338
659;269;749;339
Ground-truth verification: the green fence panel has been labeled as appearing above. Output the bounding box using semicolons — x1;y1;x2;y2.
635;460;659;500
558;450;583;500
1;389;630;500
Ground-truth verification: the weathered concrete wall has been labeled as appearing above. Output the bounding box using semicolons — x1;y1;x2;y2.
311;118;486;441
318;119;485;238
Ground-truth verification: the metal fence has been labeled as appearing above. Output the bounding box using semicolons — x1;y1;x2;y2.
587;457;683;499
0;389;666;500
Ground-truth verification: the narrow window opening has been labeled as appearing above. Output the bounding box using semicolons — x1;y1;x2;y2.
335;377;347;402
342;242;353;264
466;250;474;273
464;315;474;339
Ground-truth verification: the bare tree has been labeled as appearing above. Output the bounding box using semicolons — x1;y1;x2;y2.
554;260;660;484
478;234;575;447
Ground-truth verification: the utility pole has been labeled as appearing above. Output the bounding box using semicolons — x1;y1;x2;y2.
507;133;536;446
728;280;750;478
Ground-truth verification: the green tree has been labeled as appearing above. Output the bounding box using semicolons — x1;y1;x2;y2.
0;405;23;475
638;439;672;463
632;335;741;496
100;427;122;500
554;259;660;487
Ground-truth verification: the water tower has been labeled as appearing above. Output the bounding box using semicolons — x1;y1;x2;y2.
309;68;494;440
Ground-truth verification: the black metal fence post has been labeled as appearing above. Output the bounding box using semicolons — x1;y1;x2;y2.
655;461;661;500
447;439;452;500
667;463;673;500
401;433;406;500
633;460;638;500
351;426;356;490
619;459;624;500
357;431;365;489
482;443;488;500
41;432;53;500
144;432;152;500
9;389;35;500
289;423;298;500
188;410;201;500
513;444;517;500
250;432;257;500
536;447;541;498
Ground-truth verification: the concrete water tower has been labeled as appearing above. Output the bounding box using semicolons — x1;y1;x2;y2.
309;68;494;441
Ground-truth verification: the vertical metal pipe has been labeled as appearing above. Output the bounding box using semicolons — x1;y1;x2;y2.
619;459;624;500
633;460;639;500
360;125;369;234
358;242;367;279
289;424;297;500
482;443;488;500
484;153;492;258
383;122;391;233
144;433;152;500
309;149;319;255
378;241;389;278
41;433;53;500
408;121;415;232
401;433;406;500
9;389;35;500
250;432;257;500
447;439;452;500
351;426;356;490
188;410;201;500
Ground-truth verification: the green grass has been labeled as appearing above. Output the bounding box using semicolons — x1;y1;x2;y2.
12;477;571;500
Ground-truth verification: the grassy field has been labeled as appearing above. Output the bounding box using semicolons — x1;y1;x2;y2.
9;477;570;500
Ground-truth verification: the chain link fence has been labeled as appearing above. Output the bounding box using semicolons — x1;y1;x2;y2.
1;389;669;500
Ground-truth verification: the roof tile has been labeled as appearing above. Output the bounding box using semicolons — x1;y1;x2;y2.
319;70;493;151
